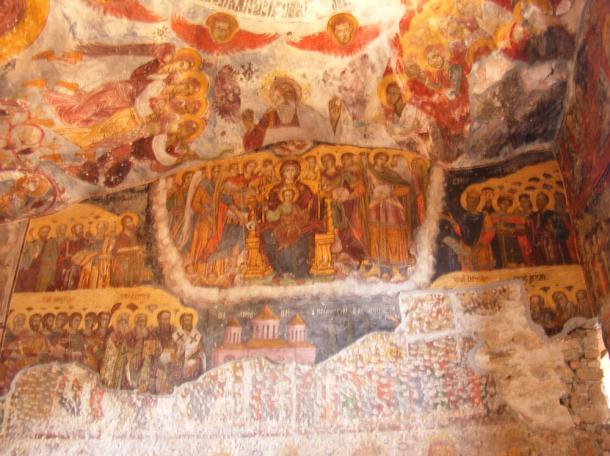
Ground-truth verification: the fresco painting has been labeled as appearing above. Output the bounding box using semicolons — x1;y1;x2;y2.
1;286;401;397
432;264;593;335
1;42;209;222
0;0;585;222
0;287;202;395
1;0;610;453
1;285;515;446
553;0;610;354
13;187;155;293
0;181;403;395
437;153;577;273
385;0;577;161
0;221;28;344
556;0;610;211
574;180;610;323
0;0;50;65
433;152;589;334
160;144;429;288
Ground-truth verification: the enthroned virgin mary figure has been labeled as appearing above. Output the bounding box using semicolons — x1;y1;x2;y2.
259;160;323;283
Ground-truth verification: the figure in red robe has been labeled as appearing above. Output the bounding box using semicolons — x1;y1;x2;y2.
41;43;179;128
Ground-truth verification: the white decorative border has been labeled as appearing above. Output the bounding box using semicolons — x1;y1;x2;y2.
152;164;445;307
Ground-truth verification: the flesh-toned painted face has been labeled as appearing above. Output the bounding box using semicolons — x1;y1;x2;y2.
536;193;549;210
38;225;50;239
322;155;336;170
466;193;480;211
386;84;402;106
427;51;444;69
519;195;532;210
552;291;569;307
211;20;232;42
282;165;299;182
333;22;353;44
180;314;193;331
158;311;171;329
374;153;388;168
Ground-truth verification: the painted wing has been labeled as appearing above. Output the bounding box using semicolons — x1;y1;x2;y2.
228;30;279;53
80;0;161;23
392;11;415;54
172;16;278;55
399;11;415;35
287;24;380;57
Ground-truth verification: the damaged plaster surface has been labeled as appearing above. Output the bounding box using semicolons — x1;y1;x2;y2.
1;282;606;454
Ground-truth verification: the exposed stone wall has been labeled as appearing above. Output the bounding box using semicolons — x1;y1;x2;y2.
562;327;608;426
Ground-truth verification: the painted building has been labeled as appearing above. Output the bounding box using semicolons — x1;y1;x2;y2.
1;0;610;453
212;306;316;366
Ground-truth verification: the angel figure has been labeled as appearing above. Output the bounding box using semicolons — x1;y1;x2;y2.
172;12;278;55
287;13;380;57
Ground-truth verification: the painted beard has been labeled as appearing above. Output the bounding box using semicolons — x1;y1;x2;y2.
277;101;297;125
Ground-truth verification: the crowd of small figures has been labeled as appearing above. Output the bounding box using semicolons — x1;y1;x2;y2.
403;295;454;335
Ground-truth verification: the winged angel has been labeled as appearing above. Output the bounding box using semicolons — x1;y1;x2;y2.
172;12;279;55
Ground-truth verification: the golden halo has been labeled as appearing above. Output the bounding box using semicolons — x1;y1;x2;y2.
171;96;208;117
259;71;310;105
279;184;300;203
130;312;151;328
87;218;113;238
511;0;554;22
0;0;50;64
119;211;140;228
377;74;410;108
497;192;515;206
205;12;239;43
458;161;563;211
175;309;199;327
28;223;53;241
110;311;132;329
10;312;27;331
171;115;205;142
175;71;210;98
326;12;358;44
420;42;449;71
410;157;429;172
171;48;202;71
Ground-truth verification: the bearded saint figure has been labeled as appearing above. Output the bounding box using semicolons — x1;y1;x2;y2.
100;313;131;389
173;313;205;382
242;76;332;151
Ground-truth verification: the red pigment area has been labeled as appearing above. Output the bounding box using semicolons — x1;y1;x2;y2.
0;0;27;36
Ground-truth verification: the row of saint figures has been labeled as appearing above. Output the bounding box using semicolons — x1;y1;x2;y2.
167;152;428;287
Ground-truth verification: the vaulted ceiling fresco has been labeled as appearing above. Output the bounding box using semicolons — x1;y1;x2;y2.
2;0;610;453
0;0;584;221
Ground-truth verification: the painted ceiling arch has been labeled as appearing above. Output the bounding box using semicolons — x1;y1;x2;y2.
0;0;584;222
2;5;610;450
